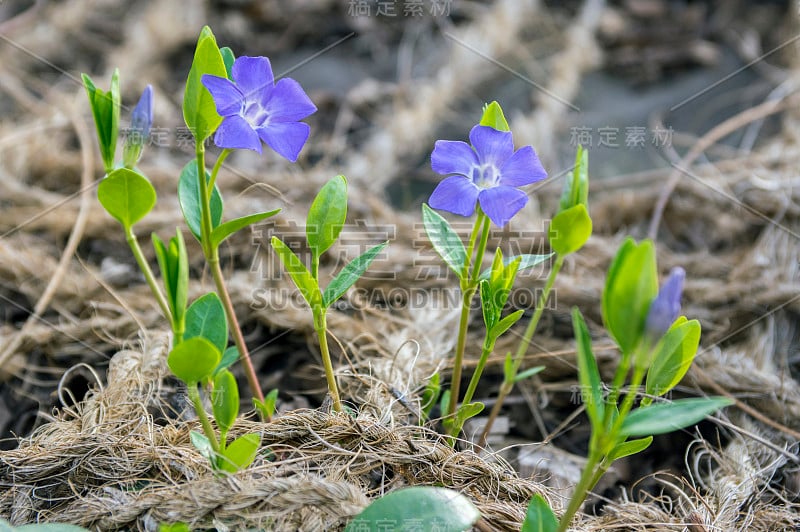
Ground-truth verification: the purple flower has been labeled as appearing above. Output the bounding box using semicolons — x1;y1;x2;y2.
201;56;317;162
646;267;685;337
429;125;547;227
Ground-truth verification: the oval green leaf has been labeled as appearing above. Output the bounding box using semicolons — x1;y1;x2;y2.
219;432;261;473
422;203;467;281
602;238;658;354
97;168;156;230
167;337;221;383
185;292;228;354
645;318;700;400
215;346;239;375
548;204;592;256
210;209;281;248
620;397;733;437
322;241;388;308
178;160;223;241
307;175;348;260
212;369;239;435
607;436;653;462
521;493;557;532
220;46;235;79
345;487;480;532
183;26;226;142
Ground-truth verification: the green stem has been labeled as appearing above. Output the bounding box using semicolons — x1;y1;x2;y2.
447;212;490;419
314;310;342;412
608;363;647;440
208;148;232;192
196;144;265;406
477;253;564;447
557;446;604;532
186;382;220;454
449;338;494;438
125;228;172;324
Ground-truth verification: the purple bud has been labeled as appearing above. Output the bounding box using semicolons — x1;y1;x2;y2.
130;85;153;139
646;267;685;337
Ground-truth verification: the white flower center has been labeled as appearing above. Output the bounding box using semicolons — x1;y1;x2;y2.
472;164;500;188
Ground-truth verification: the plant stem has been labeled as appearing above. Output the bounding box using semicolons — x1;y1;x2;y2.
314;310;342;412
125;228;172;324
557;445;603;532
478;253;564;447
447;212;490;419
186;383;220;454
449;339;494;437
208;148;232;191
196;145;265;406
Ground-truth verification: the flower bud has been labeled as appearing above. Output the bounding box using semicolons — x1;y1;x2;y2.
123;85;153;169
646;267;685;338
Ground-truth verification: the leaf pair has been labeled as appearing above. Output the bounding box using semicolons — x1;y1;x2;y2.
82;70;120;173
272;175;388;313
183;26;226;143
549;145;592;256
479;249;524;343
190;430;261;473
152;229;189;333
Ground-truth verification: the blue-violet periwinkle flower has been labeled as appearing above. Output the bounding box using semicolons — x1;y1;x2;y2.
429;125;547;227
201;56;317;162
646;266;685;338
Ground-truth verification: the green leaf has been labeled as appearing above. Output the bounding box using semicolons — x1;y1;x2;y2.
572;308;604;431
271;237;322;310
479;253;551;281
345;487;480;532
490;309;524;341
254;388;279;420
479;101;510;132
212;369;239;437
97;168;156;230
210;209;281;247
422;204;467;280
607;436;653;461
82;70;120;173
185;293;228;354
168;337;221;383
515;365;545;383
159;523;191;532
521;494;558;532
620;397;733;437
306;175;348;261
152;229;189;329
220;46;235;79
183;26;226;142
219;433;261;473
215;346;239;375
479;279;496;331
190;430;215;463
645;318;701;401
455;401;484;427
559;145;589;212
602;238;658;354
178;160;223;241
548;204;592;256
322;241;388;308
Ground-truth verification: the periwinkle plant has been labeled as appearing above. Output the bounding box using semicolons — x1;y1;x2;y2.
83;26;319;470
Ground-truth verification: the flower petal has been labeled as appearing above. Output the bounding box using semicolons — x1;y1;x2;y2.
431;140;478;177
201;74;244;116
232;56;274;99
213;115;262;153
469;125;513;167
428;175;479;217
263;78;317;122
499;146;548;187
478;186;528;227
257;121;310;162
